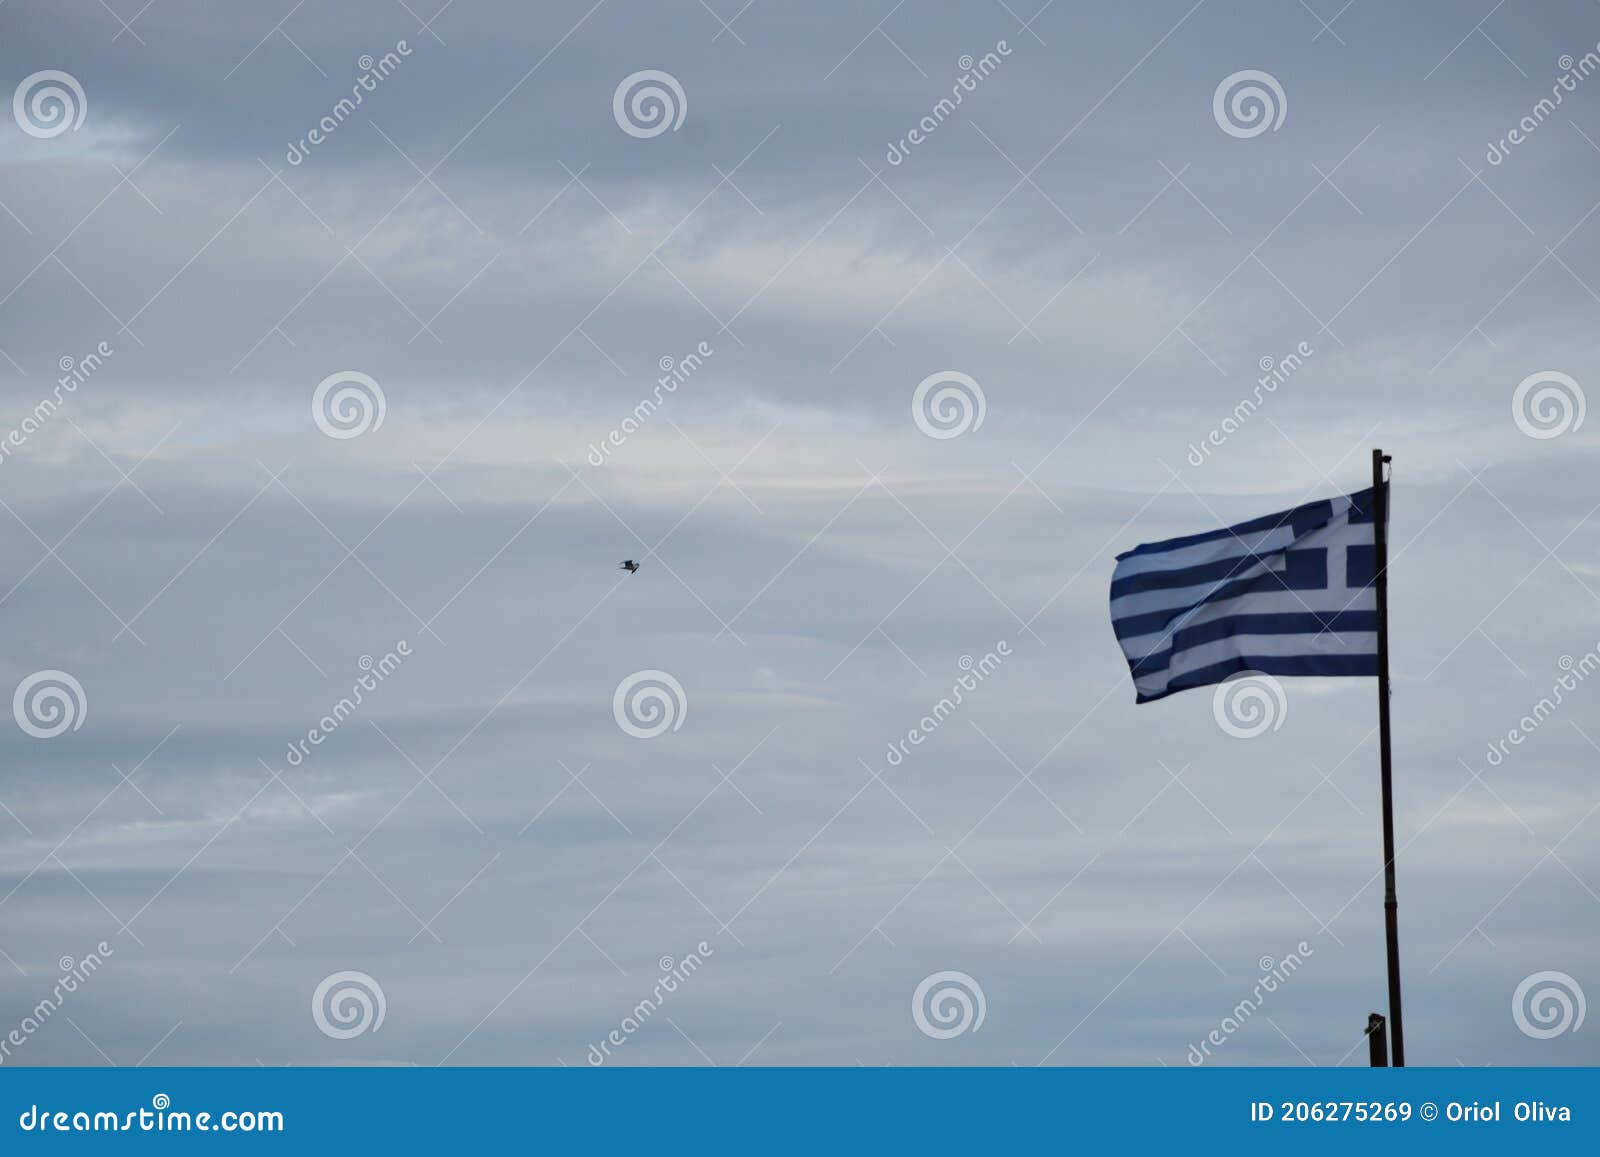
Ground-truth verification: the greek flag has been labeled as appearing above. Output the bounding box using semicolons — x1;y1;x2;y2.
1111;486;1383;702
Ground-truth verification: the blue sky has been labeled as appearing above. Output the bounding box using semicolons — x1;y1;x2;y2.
0;0;1597;1065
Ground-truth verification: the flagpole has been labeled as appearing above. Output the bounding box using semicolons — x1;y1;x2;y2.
1371;448;1405;1066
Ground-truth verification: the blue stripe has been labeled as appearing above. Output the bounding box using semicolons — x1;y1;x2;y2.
1347;485;1379;525
1136;652;1379;703
1128;611;1378;676
1111;551;1340;641
1109;551;1280;600
1113;494;1337;562
1114;485;1380;564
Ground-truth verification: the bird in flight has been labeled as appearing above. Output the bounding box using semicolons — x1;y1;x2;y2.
619;559;641;573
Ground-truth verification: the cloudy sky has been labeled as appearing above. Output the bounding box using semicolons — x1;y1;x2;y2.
1;0;1597;1067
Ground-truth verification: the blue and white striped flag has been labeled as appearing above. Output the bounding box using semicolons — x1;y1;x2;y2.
1111;486;1383;702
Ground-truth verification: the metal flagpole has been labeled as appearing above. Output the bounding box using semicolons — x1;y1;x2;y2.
1371;448;1405;1065
1366;1012;1388;1068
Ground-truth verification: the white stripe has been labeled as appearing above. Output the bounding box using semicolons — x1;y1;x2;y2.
1133;631;1378;694
1117;587;1376;662
1164;630;1377;681
1110;553;1286;619
1113;496;1350;581
1111;513;1373;620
